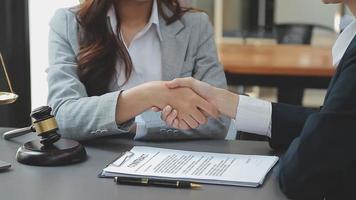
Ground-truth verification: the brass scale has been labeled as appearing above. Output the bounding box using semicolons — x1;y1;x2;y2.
0;52;18;105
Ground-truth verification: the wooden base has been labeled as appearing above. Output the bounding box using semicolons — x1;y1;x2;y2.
16;139;87;166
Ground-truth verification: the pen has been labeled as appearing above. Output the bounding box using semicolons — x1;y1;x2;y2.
114;176;201;189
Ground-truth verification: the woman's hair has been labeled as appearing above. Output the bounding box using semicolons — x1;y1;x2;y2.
76;0;191;96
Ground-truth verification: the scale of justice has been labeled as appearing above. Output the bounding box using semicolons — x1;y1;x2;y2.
0;52;87;166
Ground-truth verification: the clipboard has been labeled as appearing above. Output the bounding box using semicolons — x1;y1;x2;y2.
98;150;134;178
98;146;279;187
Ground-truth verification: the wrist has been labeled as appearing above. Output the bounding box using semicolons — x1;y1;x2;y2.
213;88;239;119
144;81;169;108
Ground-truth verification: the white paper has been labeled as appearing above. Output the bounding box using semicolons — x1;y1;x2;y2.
102;146;279;187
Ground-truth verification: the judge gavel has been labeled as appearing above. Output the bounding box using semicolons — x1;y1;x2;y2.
3;106;87;166
3;106;61;146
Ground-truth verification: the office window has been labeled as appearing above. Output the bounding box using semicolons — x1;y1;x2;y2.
275;0;339;28
29;0;79;109
192;0;341;45
221;0;275;38
192;0;275;41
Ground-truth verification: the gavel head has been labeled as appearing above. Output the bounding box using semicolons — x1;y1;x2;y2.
31;106;61;147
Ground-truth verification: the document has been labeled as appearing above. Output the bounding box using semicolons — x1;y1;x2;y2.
101;146;279;187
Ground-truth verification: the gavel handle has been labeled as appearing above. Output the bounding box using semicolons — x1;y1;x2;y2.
2;126;34;140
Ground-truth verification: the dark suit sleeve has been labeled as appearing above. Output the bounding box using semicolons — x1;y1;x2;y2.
269;103;316;150
273;49;356;199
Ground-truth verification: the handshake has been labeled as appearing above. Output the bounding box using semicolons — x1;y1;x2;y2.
150;78;238;130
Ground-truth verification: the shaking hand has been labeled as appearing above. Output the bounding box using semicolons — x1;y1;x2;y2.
156;78;238;129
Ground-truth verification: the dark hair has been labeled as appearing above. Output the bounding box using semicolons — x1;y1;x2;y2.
76;0;191;96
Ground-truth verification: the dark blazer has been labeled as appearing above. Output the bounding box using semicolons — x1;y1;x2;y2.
270;36;356;199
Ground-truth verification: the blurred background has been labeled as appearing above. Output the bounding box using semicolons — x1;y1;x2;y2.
0;0;351;129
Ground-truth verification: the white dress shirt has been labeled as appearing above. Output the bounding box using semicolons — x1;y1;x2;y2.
106;0;162;138
107;0;162;91
234;18;356;139
333;18;356;67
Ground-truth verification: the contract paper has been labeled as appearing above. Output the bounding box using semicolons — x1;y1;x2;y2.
101;146;279;187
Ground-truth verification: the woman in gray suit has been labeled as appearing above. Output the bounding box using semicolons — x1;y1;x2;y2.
47;0;230;140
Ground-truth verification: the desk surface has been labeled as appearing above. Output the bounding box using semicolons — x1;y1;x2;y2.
0;128;288;200
220;44;335;77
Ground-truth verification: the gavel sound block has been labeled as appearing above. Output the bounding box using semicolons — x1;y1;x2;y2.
4;106;87;166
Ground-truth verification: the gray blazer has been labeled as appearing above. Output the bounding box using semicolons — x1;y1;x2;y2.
47;6;230;141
